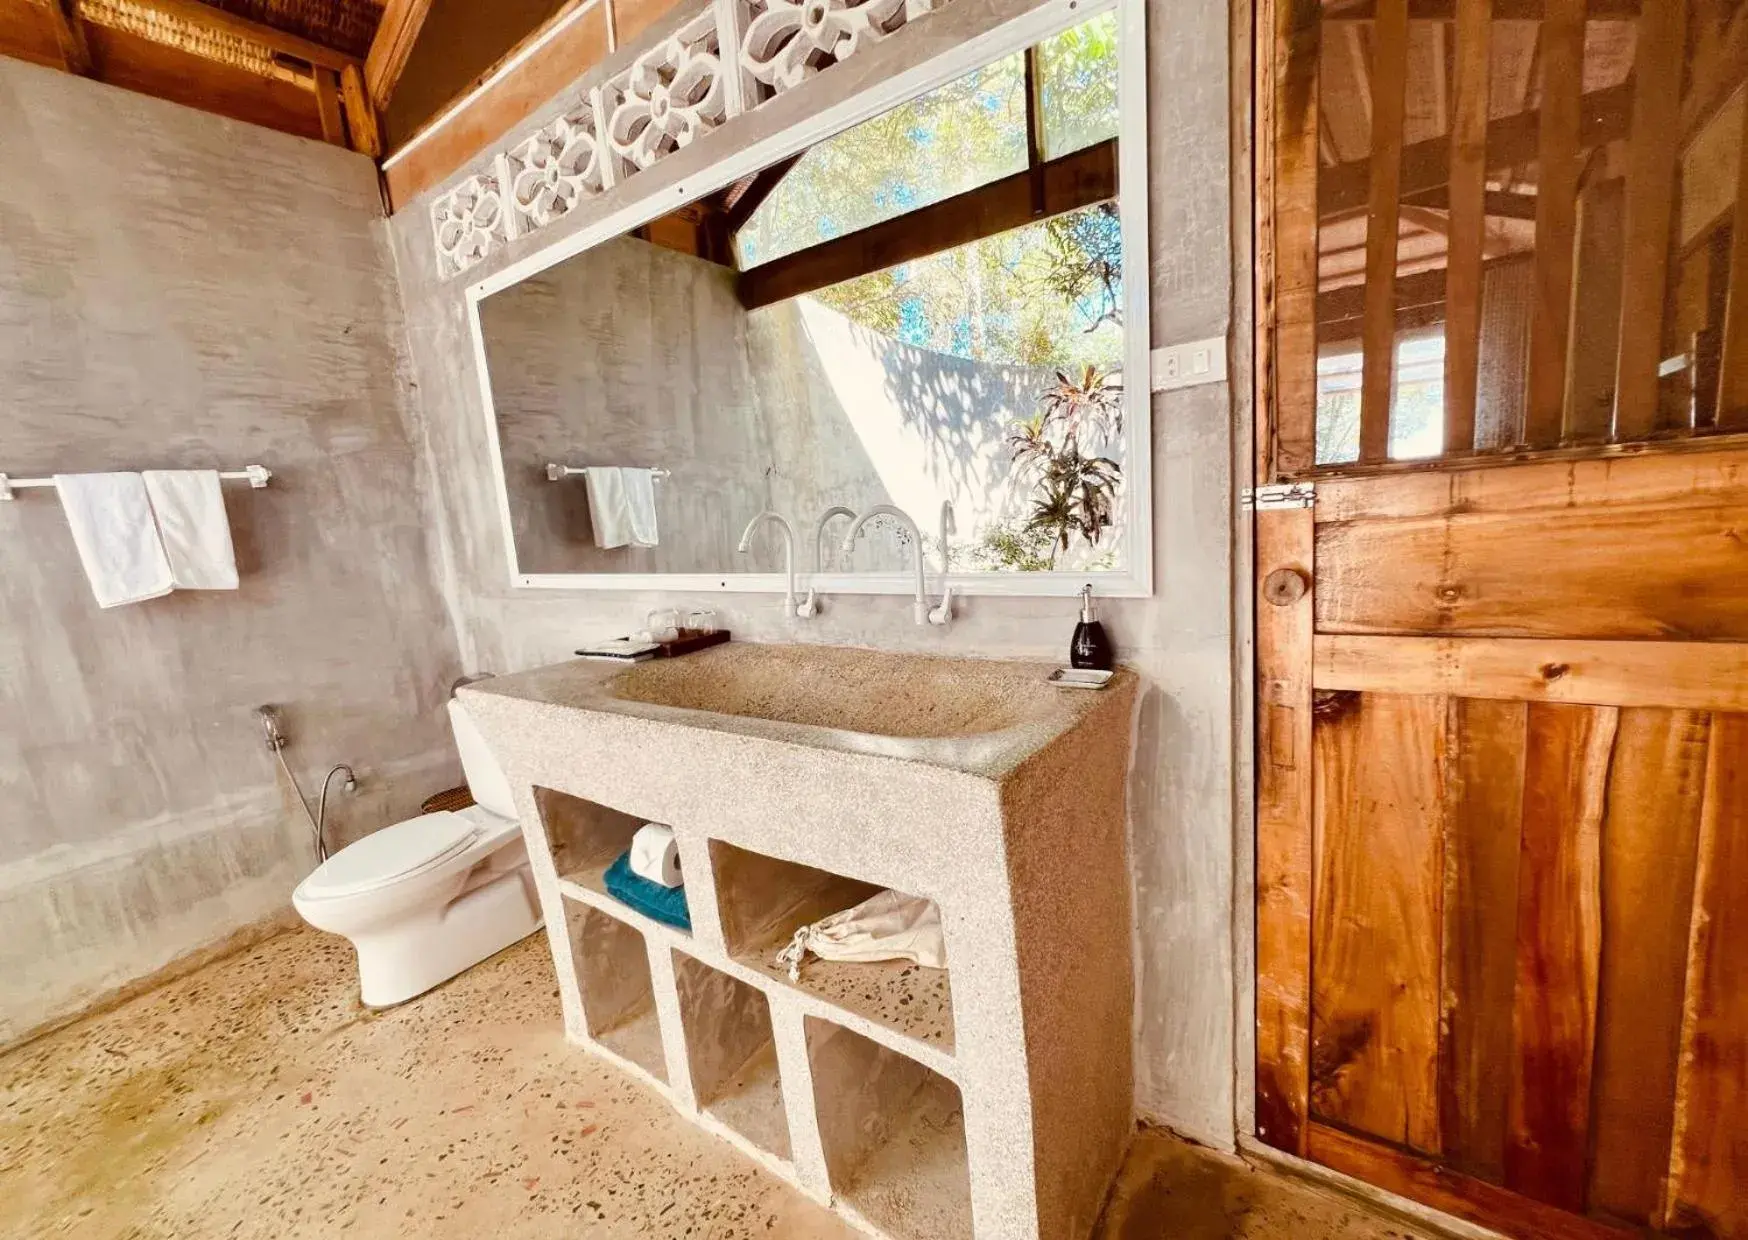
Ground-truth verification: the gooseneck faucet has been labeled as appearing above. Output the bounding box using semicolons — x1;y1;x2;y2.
737;510;802;618
842;504;951;626
800;506;860;618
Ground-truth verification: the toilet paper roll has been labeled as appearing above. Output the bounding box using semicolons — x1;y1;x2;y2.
629;823;683;889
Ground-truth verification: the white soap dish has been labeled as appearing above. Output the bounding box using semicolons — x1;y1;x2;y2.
1048;667;1114;690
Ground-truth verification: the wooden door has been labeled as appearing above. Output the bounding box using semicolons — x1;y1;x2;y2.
1254;1;1748;1237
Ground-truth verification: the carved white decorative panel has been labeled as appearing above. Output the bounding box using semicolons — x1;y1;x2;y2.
432;175;509;278
427;0;954;280
739;0;912;100
604;8;731;172
506;101;613;231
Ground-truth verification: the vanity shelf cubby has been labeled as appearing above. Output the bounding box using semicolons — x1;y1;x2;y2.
711;840;955;1051
563;898;667;1082
537;785;692;939
672;951;791;1160
807;1017;972;1240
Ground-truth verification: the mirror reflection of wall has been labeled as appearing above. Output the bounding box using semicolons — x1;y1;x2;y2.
480;10;1132;579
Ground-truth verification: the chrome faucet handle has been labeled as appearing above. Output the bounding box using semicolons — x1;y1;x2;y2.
928;585;954;627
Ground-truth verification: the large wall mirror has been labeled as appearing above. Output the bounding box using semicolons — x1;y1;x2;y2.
468;0;1150;597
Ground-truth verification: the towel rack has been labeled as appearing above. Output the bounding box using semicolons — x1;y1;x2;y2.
0;464;272;502
546;463;670;483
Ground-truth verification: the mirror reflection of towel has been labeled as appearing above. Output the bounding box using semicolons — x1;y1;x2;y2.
583;467;660;549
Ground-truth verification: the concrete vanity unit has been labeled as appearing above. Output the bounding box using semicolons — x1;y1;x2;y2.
459;643;1138;1240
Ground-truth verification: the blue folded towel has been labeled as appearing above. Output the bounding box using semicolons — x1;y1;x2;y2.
603;851;692;932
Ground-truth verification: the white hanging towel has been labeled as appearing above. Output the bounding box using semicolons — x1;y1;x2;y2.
584;467;660;549
142;470;239;590
774;889;946;982
54;473;175;609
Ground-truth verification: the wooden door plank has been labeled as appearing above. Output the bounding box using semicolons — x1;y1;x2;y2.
1308;1123;1638;1240
1612;0;1687;439
1272;0;1322;477
1717;99;1748;428
1313;445;1748;523
1310;692;1445;1154
1564;178;1627;443
1439;697;1526;1180
314;67;346;148
1256;508;1316;1154
1588;709;1709;1225
1358;0;1411;464
1443;0;1490;454
1523;0;1587;446
1315;636;1748;711
1313;506;1748;640
1504;703;1614;1211
1665;712;1748;1235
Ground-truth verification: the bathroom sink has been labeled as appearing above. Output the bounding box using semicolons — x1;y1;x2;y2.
604;643;1071;739
462;642;1118;776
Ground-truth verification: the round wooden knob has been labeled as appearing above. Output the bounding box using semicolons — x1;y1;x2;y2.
1263;567;1308;606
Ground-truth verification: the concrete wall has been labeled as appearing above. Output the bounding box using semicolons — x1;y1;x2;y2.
387;0;1241;1149
0;61;465;1045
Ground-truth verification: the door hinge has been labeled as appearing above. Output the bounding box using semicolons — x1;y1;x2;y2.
1242;482;1316;511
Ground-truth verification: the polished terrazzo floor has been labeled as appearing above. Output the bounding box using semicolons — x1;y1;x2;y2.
1;926;1445;1240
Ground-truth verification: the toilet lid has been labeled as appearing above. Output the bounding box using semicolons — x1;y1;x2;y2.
299;812;479;899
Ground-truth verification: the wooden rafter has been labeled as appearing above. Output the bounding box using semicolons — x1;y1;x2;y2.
724;154;804;233
736;138;1116;311
364;0;433;110
42;0;93;74
314;64;346;144
1318;82;1632;217
341;61;382;156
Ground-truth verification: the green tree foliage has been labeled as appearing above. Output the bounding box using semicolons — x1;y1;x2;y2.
738;13;1123;373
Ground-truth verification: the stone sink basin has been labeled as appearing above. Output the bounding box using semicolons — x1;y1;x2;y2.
468;641;1121;775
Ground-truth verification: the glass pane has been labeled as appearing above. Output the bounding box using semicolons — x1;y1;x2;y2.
808;204;1124;370
1037;12;1119;160
737;54;1028;270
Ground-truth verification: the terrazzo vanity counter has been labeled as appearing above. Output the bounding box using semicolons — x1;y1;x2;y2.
459;643;1139;1240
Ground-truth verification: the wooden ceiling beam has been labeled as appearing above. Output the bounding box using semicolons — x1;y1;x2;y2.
1319;82;1632;217
42;0;93;74
737;138;1116;311
363;0;433;110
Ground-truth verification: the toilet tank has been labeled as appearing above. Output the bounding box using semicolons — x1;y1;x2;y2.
447;698;518;820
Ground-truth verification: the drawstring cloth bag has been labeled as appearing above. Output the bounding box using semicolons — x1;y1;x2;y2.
774;889;946;981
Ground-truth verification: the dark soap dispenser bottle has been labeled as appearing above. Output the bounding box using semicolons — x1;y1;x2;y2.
1070;583;1114;671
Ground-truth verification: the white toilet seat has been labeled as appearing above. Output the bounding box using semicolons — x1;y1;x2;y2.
296;805;522;904
299;811;480;899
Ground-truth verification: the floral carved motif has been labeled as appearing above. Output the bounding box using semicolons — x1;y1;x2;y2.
431;175;509;278
739;0;913;98
426;0;955;280
605;10;729;171
506;103;613;230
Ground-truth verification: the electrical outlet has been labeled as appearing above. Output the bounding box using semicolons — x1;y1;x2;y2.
1150;336;1227;392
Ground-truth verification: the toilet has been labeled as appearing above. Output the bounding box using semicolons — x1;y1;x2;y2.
293;698;542;1007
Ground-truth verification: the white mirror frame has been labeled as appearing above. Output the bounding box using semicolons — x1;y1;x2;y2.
466;0;1151;598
